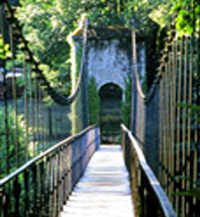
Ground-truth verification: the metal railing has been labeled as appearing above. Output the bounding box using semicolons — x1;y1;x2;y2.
0;0;89;179
0;126;100;217
2;0;88;105
130;3;200;216
121;124;176;217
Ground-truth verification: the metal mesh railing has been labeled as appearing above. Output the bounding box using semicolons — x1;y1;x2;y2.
131;3;200;216
130;29;145;144
0;1;94;216
0;126;100;217
121;124;176;217
0;0;89;179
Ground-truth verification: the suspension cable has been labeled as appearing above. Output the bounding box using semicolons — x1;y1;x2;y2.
3;0;88;105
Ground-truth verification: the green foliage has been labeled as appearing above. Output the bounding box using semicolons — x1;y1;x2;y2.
172;0;200;35
82;0;172;29
39;62;71;96
124;0;172;29
16;0;77;95
0;107;26;178
176;103;200;122
14;0;175;97
88;76;100;125
122;74;131;127
16;0;173;60
174;187;200;200
173;175;200;200
0;35;12;61
75;45;83;81
176;103;200;111
83;1;124;26
149;4;173;28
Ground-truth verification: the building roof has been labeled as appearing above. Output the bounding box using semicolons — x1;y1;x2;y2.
72;17;159;41
8;0;19;6
73;26;132;40
0;68;23;83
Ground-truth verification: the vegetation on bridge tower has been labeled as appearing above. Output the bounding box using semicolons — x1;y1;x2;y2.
8;0;197;94
14;0;173;92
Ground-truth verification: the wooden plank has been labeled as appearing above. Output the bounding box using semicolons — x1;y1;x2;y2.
59;145;134;217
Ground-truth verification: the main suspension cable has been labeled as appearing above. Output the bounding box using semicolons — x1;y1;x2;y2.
3;0;88;105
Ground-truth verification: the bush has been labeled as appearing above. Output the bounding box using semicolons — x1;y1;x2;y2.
0;106;26;178
88;76;100;125
121;73;131;127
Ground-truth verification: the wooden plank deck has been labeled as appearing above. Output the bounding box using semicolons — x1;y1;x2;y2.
59;145;134;217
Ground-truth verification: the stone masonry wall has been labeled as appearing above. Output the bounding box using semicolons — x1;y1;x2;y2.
86;39;132;94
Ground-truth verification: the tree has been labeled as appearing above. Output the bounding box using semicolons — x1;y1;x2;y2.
15;0;175;93
172;0;200;35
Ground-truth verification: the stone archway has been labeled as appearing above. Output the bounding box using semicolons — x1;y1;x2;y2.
99;83;123;144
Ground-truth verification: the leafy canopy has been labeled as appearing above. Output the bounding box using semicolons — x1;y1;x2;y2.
16;0;173;71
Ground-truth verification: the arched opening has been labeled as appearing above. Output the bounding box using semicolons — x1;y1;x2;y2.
99;83;122;144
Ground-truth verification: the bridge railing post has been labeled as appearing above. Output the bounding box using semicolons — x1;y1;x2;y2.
24;169;29;217
120;124;177;217
13;177;21;217
0;188;7;217
0;126;99;216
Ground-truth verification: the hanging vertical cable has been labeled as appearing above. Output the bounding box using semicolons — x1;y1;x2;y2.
34;76;39;154
38;81;44;152
0;4;10;176
24;57;29;162
30;68;36;157
9;24;19;168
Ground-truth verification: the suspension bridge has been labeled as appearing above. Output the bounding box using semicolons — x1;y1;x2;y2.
0;1;200;217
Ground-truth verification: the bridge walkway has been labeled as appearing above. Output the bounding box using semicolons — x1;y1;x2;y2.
59;145;134;217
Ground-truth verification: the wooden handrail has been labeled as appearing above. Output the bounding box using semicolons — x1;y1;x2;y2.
0;125;97;186
0;125;100;217
121;124;176;217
